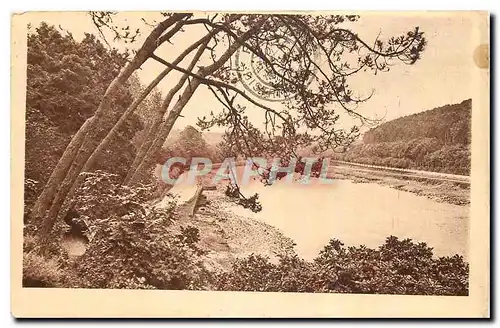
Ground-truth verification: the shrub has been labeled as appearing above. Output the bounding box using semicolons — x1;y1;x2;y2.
215;253;316;292
72;170;160;220
430;255;469;295
76;211;211;289
69;171;211;290
217;236;469;296
313;236;468;295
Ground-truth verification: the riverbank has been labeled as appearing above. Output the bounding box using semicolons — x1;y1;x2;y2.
167;181;296;272
328;165;470;206
161;164;470;272
155;161;470;207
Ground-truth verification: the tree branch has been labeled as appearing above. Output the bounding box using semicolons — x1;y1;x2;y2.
150;53;291;126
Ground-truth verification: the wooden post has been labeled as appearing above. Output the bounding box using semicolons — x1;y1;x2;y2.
189;186;205;217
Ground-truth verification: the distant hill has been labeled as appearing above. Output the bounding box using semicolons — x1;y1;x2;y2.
363;99;471;145
334;99;472;175
202;131;224;146
163;128;223;148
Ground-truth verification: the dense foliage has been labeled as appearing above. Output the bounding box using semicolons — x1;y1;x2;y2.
363;100;471;145
24;231;469;295
216;237;469;295
332;99;471;175
25;23;143;190
24;171;211;290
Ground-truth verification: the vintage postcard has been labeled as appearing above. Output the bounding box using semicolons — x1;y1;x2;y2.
11;10;490;318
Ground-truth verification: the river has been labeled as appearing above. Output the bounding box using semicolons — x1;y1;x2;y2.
227;177;469;262
158;165;469;262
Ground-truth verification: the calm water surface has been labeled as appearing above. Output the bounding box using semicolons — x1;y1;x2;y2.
229;178;469;261
161;166;469;262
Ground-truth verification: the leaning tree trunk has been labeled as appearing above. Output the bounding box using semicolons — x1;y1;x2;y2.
124;35;211;182
34;14;189;236
126;78;203;186
124;117;160;183
124;40;210;184
126;24;263;185
29;118;93;222
61;36;211;212
124;20;240;183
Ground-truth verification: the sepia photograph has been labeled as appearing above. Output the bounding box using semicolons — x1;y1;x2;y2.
10;9;490;318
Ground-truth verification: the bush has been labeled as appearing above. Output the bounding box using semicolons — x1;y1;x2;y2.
76;213;210;289
215;254;317;292
68;171;211;289
216;236;469;296
72;170;160;220
314;236;468;295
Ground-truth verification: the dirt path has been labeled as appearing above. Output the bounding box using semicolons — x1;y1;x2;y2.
331;160;470;184
329;165;470;206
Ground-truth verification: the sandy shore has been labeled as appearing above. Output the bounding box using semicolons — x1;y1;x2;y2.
165;180;296;272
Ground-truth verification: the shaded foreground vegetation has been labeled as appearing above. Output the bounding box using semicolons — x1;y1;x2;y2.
24;171;468;295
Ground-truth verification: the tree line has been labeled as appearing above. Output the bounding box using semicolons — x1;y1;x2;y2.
330;99;472;175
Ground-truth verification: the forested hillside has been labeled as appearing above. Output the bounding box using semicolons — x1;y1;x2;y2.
334;99;472;175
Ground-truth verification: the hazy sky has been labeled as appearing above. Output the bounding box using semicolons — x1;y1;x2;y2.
27;11;488;133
